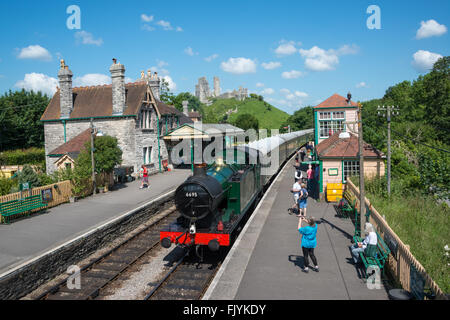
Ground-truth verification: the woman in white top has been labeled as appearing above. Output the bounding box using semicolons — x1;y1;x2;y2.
349;223;378;264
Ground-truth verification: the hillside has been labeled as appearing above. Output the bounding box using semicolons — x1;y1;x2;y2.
203;98;290;130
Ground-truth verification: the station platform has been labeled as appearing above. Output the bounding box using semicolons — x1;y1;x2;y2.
204;158;390;300
0;168;191;276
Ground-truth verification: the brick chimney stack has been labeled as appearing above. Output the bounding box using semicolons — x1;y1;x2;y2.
148;70;161;100
58;59;73;119
110;58;126;115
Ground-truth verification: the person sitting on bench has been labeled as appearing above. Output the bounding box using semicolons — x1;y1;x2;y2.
349;223;377;264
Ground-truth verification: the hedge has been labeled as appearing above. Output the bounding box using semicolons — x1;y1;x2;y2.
0;148;45;165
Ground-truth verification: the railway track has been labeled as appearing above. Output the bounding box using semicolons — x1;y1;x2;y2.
36;206;178;300
144;248;225;300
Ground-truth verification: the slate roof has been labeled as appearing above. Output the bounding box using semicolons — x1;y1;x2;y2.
41;81;183;121
314;93;358;109
316;131;384;159
48;129;91;156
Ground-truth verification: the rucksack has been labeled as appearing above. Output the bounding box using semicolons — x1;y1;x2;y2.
301;188;308;200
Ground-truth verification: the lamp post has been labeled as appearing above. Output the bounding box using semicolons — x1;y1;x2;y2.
90;119;104;196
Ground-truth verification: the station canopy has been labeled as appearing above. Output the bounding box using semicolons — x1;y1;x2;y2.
163;123;244;140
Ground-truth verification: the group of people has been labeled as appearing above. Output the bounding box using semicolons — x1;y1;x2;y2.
288;143;377;274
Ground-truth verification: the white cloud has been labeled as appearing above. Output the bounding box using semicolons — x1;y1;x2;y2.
260;88;275;95
220;57;257;74
412;50;443;72
281;70;304;79
416;19;447;39
256;82;265;87
280;88;290;95
204;54;219;62
299;44;358;71
141;14;154;22
261;61;282;70
75;31;103;46
162;75;177;91
15;73;58;95
176;26;183;32
156;20;173;30
17;45;52;61
142;24;155;31
74;74;111;87
275;40;299;56
184;47;198;56
294;91;308;98
356;82;367;88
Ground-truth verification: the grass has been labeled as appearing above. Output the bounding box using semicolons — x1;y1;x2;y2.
362;179;450;294
205;98;290;130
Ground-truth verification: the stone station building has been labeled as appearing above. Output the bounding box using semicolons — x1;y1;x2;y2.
41;59;192;176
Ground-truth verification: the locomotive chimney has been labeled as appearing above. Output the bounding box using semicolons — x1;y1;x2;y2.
193;163;207;176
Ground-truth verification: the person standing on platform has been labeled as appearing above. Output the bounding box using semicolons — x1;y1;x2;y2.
298;216;319;273
307;164;314;193
140;165;149;189
289;178;302;215
298;183;308;216
300;148;306;162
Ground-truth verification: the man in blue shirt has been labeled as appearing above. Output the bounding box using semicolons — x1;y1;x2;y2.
298;216;319;273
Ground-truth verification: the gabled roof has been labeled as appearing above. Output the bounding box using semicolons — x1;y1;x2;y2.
41;81;148;121
314;93;358;109
316;131;384;159
41;81;183;121
48;129;91;156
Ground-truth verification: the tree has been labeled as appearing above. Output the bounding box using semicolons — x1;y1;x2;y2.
167;92;205;116
160;78;175;104
17;164;41;188
233;113;259;131
72;135;122;196
280;106;314;132
0;90;50;151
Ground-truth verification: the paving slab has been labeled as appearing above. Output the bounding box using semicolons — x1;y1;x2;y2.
0;169;191;274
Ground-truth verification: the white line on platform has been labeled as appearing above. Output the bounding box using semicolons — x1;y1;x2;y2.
0;189;176;281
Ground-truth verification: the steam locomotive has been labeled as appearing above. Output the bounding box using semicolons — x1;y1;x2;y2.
160;129;314;255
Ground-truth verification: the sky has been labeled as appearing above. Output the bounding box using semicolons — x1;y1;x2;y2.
0;0;449;114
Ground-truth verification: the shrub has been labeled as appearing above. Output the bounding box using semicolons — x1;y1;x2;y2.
0;176;16;196
0;148;45;165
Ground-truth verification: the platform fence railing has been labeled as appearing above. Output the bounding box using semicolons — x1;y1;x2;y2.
346;179;447;300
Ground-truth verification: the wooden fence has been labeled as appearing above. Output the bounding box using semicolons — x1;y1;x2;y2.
0;181;72;223
346;179;447;300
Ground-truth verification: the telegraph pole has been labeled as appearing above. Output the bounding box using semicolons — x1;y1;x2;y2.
357;102;365;237
377;106;399;196
90;118;96;195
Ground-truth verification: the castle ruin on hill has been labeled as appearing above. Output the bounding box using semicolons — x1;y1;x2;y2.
195;76;248;105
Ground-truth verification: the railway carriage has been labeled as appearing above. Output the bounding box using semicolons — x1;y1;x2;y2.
160;129;313;256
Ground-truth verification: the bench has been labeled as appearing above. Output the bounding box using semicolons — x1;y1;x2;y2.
337;189;356;218
0;194;47;224
353;232;391;278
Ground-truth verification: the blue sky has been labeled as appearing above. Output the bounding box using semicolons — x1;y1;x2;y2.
0;0;448;114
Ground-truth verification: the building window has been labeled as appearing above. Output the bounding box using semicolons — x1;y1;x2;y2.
140;109;152;130
343;160;359;183
333;111;344;119
318;111;346;138
143;147;152;164
319;112;331;120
